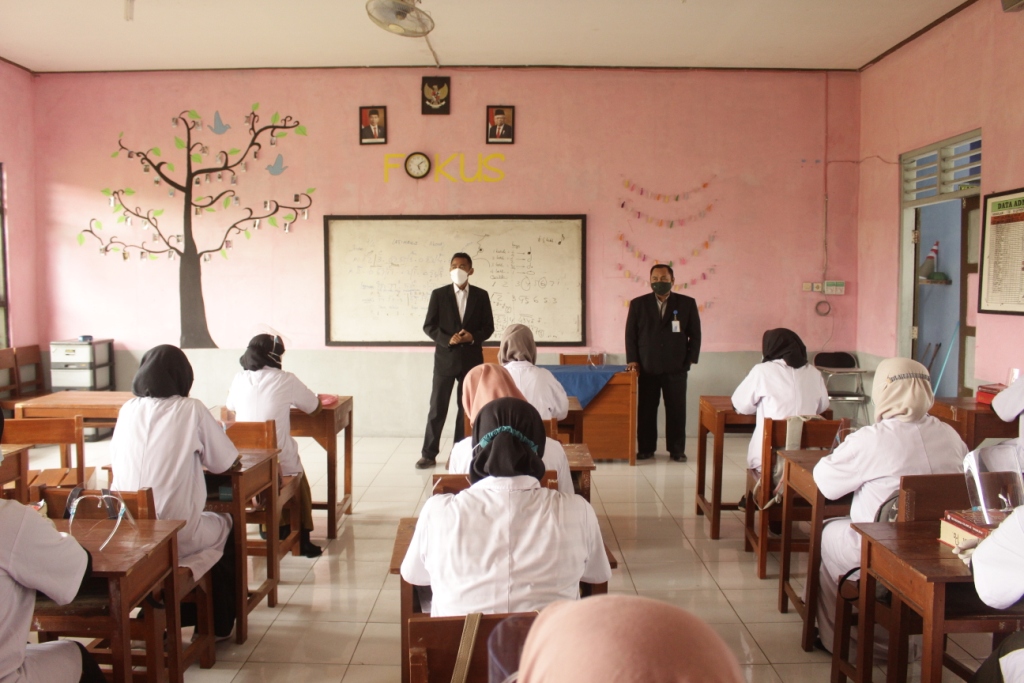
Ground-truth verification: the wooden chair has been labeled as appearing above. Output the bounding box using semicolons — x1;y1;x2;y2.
0;348;19;412
408;612;537;683
12;345;52;402
34;486;217;681
482;347;500;364
559;353;604;365
2;416;90;488
744;417;848;579
432;471;558;496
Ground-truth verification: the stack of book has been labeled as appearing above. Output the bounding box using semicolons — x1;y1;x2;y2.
939;509;1009;547
976;383;1007;405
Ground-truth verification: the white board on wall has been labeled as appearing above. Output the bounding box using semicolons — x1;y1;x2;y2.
324;215;586;345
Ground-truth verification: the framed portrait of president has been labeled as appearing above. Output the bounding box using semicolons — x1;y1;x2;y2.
486;106;514;144
359;106;387;145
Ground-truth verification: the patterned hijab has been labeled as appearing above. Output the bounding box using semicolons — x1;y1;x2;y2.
872;357;934;423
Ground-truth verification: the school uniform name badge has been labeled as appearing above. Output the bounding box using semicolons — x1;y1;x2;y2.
672;310;681;333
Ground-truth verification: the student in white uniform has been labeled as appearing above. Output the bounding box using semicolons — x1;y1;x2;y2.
448;363;574;496
110;345;239;639
731;328;830;472
499;324;569;420
402;398;611;616
0;498;106;683
226;333;322;557
813;357;967;653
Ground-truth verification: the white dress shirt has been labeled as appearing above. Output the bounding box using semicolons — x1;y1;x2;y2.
731;359;831;470
503;360;570;420
972;506;1024;610
401;475;611;616
454;283;468;323
0;500;89;683
111;396;239;578
226;367;319;477
448;435;574;496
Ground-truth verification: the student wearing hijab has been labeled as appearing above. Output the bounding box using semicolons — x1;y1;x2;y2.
226;333;322;557
110;345;240;639
448;364;574;496
518;595;744;683
499;324;569;420
731;328;830;471
812;357;967;653
401;398;610;616
0;499;106;683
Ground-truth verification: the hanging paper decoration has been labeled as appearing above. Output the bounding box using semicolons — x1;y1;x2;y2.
615;232;719;295
620;175;716;202
618;197;715;228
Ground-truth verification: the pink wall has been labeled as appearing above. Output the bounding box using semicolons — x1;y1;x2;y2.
858;1;1024;380
28;67;859;353
0;60;40;345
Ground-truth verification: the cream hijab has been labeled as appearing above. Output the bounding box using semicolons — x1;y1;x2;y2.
498;324;537;365
872;357;934;423
518;595;743;683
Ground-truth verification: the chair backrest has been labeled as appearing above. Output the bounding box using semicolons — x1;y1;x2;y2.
2;417;86;485
40;486;157;520
813;351;857;369
756;418;848;503
545;418;558;440
432;471;558;496
12;345;46;394
0;348;17;397
225;420;277;449
482;347;500;364
559;353;604;365
897;473;971;522
408;612;537;683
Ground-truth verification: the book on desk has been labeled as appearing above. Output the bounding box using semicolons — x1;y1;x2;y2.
938;509;1008;547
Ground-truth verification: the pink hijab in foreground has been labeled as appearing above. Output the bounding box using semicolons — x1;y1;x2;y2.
518;595;743;683
462;363;526;424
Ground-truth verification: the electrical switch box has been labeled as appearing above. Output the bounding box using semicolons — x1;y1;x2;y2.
823;280;846;295
802;282;812;292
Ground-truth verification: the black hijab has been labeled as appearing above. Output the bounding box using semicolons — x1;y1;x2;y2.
470;397;547;484
132;345;194;398
762;328;808;369
239;333;284;371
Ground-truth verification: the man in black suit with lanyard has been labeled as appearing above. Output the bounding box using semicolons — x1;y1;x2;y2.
625;263;701;462
417;252;495;469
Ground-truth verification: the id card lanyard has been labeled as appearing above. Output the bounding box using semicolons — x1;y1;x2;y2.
671;310;681;333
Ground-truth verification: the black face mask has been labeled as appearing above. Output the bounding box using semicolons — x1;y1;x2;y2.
651;282;672;296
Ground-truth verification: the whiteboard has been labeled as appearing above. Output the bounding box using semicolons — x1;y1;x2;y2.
324;215;586;345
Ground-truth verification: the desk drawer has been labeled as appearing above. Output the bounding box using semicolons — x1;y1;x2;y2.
52;366;111;390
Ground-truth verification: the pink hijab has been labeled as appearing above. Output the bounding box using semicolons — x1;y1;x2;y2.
462;363;526;424
518;595;743;683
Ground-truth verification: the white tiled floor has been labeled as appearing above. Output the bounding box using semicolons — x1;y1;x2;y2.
28;432;991;682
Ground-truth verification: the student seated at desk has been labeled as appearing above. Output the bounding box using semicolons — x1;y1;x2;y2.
812;357;967;653
731;328;830;473
401;398;611;616
499;324;569;420
448;364;573;496
226;333;322;558
0;499;106;683
110;345;239;639
518;595;743;683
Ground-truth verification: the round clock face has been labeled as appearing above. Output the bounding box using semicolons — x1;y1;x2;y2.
405;152;431;179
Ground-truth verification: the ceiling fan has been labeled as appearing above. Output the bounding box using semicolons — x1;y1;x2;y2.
365;0;435;37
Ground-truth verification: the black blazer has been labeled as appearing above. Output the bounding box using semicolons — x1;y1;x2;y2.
625;292;701;375
423;284;495;377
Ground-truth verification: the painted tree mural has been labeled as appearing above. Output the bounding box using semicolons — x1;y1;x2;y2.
79;104;315;348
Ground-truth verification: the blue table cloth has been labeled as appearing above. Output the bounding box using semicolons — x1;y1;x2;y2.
538;365;628;409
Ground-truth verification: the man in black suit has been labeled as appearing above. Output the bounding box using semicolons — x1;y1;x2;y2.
417;252;495;469
360;109;386;143
625;264;701;462
487;109;513;142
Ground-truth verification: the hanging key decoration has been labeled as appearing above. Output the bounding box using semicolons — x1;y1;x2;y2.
242;161;248;172
283;222;290;233
216;172;222;182
233;197;240;206
230;174;237;186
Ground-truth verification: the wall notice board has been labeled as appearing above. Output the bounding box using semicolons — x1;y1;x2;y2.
979;187;1024;315
324;215;586;345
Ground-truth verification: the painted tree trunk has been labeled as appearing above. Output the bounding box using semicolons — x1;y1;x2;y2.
178;204;217;348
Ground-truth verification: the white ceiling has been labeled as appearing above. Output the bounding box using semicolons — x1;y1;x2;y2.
0;0;972;73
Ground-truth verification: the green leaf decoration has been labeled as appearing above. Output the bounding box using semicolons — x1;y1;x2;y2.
112;204;124;213
188;110;201;120
295;125;307;136
268;217;279;228
228;148;241;156
123;188;135;196
221;249;228;259
306;187;317;194
153;209;164;217
151;147;161;157
244;230;252;240
174;137;186;149
275;132;287;138
76;233;85;246
149;254;159;260
101;188;112;196
223;197;231;209
111;247;120;252
119;131;124;138
283;213;295;222
117;216;126;223
271;112;280;125
191;153;202;163
166;163;175;172
95;221;103;230
252;102;260;111
111;151;120;158
206;207;216;212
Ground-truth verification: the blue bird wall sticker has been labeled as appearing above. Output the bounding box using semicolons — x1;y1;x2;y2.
208;111;231;135
266;154;287;175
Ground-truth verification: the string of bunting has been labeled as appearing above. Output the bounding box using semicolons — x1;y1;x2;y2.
619;197;715;227
621;175;715;202
616;232;717;313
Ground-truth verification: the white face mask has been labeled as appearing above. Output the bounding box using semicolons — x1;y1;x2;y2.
451;268;469;286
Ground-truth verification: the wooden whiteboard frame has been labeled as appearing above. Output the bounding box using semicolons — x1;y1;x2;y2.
323;214;587;346
979;187;1024;315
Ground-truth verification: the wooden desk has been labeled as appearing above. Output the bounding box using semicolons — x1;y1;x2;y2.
1;443;31;503
853;521;1024;683
564;443;595;501
204;450;277;644
557;396;584;444
777;450;852;652
582;373;638;462
290;397;354;539
16;391;356;540
929;397;1017;449
695;396;756;539
48;518;184;683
